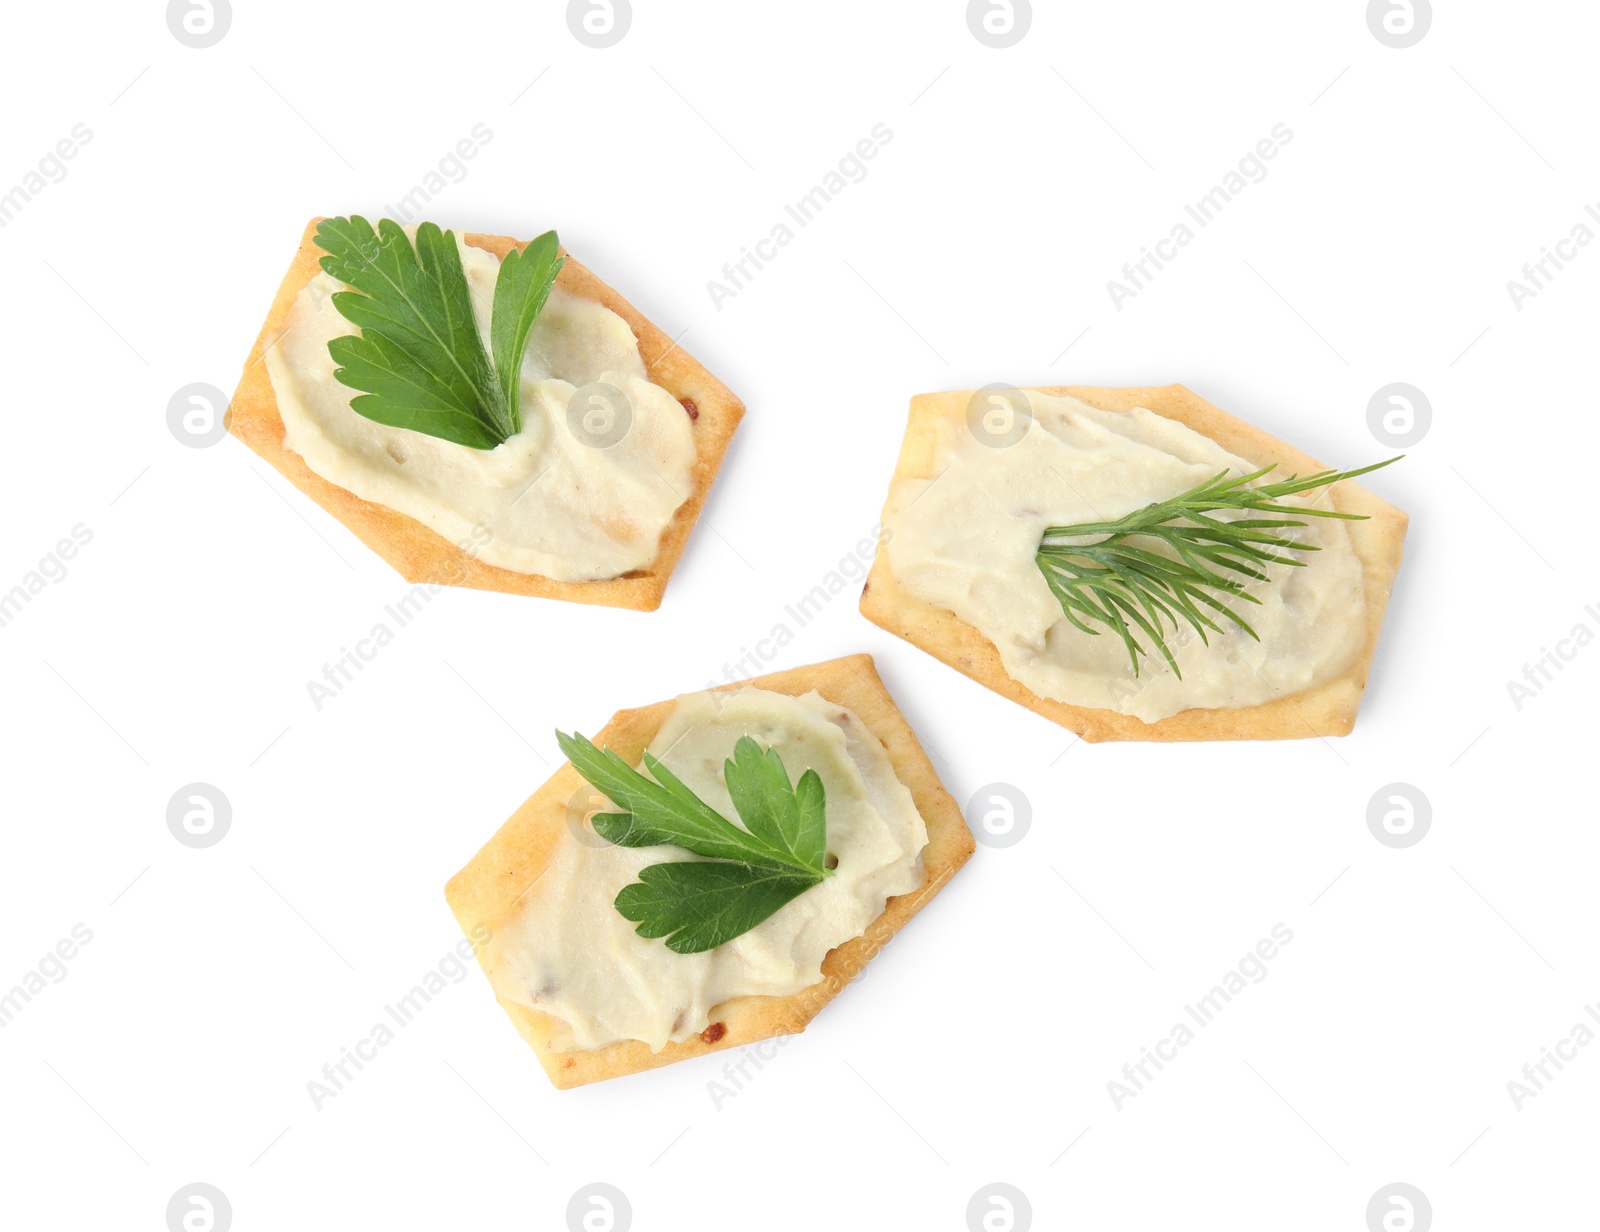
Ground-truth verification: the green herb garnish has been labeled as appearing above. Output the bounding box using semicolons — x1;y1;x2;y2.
556;731;833;954
314;216;562;450
1036;458;1400;677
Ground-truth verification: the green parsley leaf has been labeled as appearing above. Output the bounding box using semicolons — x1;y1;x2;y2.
314;216;562;450
490;229;563;428
612;864;824;956
555;731;833;954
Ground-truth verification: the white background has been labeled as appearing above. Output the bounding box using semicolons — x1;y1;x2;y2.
1;1;1595;1229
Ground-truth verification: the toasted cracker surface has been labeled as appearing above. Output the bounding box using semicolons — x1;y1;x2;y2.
860;385;1409;742
444;653;975;1089
227;219;744;610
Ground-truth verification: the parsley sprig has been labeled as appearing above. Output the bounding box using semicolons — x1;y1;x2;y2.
556;731;833;954
314;216;562;450
1036;458;1399;677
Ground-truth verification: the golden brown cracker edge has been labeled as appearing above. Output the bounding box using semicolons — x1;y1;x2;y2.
444;653;975;1089
226;218;745;610
860;385;1409;742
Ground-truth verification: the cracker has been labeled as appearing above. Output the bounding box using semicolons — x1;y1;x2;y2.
226;219;744;611
444;653;975;1088
860;385;1409;742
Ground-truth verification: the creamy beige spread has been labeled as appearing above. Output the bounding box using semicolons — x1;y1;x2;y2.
264;235;696;581
885;391;1366;722
487;688;928;1052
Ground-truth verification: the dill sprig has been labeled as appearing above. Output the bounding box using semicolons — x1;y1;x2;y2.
1035;457;1399;678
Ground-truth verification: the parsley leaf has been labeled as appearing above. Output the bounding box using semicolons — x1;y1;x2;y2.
490;229;562;427
314;216;562;450
555;731;833;954
607;863;824;957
